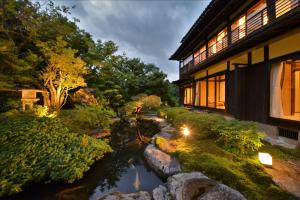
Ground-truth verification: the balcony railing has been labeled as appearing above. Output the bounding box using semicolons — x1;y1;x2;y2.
208;36;228;57
194;51;207;65
180;0;300;78
232;8;268;43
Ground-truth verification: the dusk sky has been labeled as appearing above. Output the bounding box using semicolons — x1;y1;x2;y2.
50;0;211;81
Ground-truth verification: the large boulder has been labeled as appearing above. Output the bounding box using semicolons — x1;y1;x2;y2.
99;191;151;200
167;172;210;200
199;184;247;200
166;172;246;200
144;144;181;177
152;185;170;200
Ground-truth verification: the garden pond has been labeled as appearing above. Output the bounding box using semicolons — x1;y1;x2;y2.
7;119;164;200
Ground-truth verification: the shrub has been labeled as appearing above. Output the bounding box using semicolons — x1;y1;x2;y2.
33;105;57;118
141;95;162;111
60;106;116;131
170;109;262;155
165;107;189;123
211;120;263;154
122;94;162;116
173;111;225;138
0;114;112;197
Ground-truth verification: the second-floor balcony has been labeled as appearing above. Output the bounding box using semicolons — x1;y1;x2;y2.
179;0;300;78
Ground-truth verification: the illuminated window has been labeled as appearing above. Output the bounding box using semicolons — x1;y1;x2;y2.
275;0;299;18
208;77;216;108
184;87;193;105
195;75;225;109
216;75;226;109
270;60;300;121
194;46;206;65
194;50;200;65
231;15;246;43
208;38;217;57
246;0;267;34
216;28;228;52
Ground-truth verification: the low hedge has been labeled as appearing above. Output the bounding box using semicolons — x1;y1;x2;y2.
165;107;189;123
0;114;112;197
60;106;116;132
166;108;263;155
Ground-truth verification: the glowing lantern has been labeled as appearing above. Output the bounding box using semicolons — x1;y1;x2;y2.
181;126;190;137
258;152;272;166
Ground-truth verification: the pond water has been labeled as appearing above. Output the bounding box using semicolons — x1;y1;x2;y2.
7;120;164;200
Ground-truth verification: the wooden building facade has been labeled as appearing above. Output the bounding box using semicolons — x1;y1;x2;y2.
171;0;300;145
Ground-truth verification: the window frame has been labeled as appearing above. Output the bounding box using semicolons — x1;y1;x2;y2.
194;71;227;111
268;51;300;126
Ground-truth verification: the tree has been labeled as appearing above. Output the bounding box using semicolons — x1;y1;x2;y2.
37;37;87;110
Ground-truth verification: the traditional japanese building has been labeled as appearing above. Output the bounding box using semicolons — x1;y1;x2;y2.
171;0;300;147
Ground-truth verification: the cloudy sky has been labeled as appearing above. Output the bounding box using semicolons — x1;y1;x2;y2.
50;0;211;81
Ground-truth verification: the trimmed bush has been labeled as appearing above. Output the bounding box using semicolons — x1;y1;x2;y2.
0;114;112;196
60;106;115;131
173;111;225;139
165;107;189;123
211;120;264;154
122;94;162;116
167;108;263;155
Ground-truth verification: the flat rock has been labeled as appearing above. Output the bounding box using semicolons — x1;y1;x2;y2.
199;184;246;200
151;132;173;143
152;185;170;200
167;172;209;200
144;144;181;177
99;191;151;200
167;172;246;200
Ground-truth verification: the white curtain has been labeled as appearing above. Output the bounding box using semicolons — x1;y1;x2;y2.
270;62;284;118
195;82;199;106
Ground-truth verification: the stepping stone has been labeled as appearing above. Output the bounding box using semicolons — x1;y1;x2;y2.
144;144;181;177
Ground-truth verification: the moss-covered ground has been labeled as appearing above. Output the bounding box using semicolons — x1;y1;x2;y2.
155;107;300;200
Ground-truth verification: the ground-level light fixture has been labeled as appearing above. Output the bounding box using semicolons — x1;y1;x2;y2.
181;126;190;137
258;152;272;166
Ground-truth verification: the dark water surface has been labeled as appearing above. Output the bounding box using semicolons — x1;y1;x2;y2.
7;121;164;200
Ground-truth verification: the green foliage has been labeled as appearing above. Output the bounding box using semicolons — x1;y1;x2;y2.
122;94;162;116
211;120;264;154
33;105;57;118
173;111;224;138
168;108;263;155
0;114;112;197
140;95;162;111
0;0;178;110
60;106;116;132
165;107;189;123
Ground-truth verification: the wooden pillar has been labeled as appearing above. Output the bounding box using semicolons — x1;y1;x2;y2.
227;23;232;46
264;45;270;123
266;0;276;22
225;61;230;113
206;70;209;107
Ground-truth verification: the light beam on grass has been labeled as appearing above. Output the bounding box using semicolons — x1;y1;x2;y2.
181;126;190;137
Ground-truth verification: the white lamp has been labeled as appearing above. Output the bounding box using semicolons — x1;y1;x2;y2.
258;152;272;166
